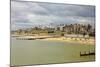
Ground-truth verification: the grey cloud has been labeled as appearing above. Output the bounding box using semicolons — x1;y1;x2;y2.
11;1;95;30
38;3;95;17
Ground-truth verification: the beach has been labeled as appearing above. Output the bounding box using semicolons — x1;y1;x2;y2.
12;35;95;45
42;37;95;45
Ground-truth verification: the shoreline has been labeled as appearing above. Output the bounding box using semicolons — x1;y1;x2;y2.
42;37;95;45
12;35;95;45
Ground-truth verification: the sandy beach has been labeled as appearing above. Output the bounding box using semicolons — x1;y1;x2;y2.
42;37;95;45
12;34;95;45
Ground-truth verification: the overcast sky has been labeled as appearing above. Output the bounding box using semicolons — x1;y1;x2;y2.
11;1;95;30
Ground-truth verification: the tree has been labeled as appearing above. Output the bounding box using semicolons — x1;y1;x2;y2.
83;31;86;37
87;24;92;31
17;29;22;34
89;32;95;37
61;33;64;36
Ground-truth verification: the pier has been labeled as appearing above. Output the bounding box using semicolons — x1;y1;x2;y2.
80;50;95;56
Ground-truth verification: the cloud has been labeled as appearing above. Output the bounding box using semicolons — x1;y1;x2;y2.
11;1;95;30
38;3;95;17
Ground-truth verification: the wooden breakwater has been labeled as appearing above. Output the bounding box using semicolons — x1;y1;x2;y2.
80;50;95;56
16;38;36;40
16;36;54;40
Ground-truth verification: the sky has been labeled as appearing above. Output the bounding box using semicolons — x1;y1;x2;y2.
11;1;95;30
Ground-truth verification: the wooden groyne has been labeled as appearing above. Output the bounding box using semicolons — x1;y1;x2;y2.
16;38;36;40
16;36;54;40
80;50;95;56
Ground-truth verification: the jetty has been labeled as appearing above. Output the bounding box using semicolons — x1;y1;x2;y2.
80;50;95;56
